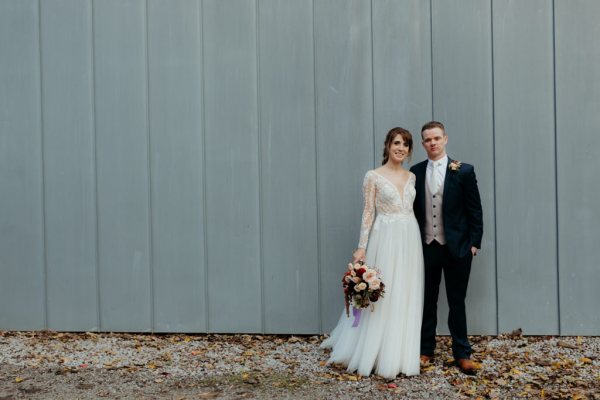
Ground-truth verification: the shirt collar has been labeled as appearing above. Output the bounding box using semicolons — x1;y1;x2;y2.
427;154;448;169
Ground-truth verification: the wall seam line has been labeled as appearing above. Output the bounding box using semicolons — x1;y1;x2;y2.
370;0;376;167
490;0;499;335
552;0;561;336
199;0;209;334
312;0;322;333
429;0;434;120
90;0;101;332
255;0;265;334
90;0;102;332
38;0;49;330
144;0;155;333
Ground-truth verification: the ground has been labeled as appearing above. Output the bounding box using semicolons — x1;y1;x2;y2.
0;330;598;399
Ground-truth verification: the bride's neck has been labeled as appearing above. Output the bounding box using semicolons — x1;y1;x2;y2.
384;161;405;171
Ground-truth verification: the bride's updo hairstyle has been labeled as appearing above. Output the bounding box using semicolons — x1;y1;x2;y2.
382;127;413;165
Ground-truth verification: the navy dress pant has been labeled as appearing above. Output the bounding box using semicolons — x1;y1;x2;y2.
420;241;472;360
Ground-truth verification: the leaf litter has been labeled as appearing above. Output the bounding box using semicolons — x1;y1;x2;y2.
0;330;598;399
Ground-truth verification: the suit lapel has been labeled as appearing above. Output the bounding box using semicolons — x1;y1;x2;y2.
442;157;453;211
416;161;427;212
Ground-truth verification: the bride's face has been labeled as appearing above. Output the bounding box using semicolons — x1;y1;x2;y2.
388;135;410;164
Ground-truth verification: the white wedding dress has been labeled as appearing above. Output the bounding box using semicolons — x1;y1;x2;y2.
321;170;424;378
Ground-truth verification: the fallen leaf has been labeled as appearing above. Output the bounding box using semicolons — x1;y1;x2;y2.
15;377;24;383
198;392;220;399
557;341;578;349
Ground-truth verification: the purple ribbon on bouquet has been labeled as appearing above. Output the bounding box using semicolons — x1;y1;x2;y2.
351;308;361;327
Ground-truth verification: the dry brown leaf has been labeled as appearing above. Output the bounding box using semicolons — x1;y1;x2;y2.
557;340;578;349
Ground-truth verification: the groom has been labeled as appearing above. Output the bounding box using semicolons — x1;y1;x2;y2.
410;121;483;375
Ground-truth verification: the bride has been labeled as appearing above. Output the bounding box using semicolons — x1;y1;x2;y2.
321;127;424;378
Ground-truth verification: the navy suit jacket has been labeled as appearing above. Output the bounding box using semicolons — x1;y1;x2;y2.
410;158;483;259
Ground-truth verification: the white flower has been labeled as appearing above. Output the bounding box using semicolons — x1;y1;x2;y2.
352;277;361;284
353;263;362;271
363;269;377;283
449;160;462;171
344;275;352;283
354;282;367;292
369;279;381;290
348;263;354;271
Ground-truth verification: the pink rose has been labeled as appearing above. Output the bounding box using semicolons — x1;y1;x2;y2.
369;279;381;290
363;270;377;283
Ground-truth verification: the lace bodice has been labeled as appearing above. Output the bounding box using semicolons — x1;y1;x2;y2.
357;170;416;249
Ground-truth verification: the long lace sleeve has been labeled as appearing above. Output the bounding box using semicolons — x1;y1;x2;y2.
358;171;376;249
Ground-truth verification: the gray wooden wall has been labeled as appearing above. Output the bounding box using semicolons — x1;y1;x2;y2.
0;0;598;335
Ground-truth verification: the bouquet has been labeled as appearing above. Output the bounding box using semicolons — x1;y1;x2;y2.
342;261;386;319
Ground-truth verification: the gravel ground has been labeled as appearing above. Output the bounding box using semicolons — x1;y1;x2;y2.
0;331;599;399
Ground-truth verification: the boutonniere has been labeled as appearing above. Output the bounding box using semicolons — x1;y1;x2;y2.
448;160;462;172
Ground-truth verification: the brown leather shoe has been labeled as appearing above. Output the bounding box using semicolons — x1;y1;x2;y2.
457;358;476;375
420;355;432;366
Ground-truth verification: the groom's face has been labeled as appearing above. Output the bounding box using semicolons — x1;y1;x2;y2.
422;127;448;161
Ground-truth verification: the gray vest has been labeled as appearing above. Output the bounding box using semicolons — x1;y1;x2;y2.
424;174;446;245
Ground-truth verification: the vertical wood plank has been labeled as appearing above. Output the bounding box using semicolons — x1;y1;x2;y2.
147;0;206;332
555;0;600;335
259;0;319;333
431;0;497;334
372;0;432;160
0;0;45;330
41;0;99;332
315;0;374;332
493;0;558;335
94;0;152;331
203;0;262;332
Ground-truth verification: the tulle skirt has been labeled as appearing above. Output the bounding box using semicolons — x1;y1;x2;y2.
321;213;424;378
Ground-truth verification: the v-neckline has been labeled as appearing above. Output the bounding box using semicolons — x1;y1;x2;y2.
372;171;411;203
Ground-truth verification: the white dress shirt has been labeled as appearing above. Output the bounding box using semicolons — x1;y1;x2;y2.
426;155;448;195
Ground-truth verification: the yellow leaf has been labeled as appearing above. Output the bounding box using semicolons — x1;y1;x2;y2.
580;357;592;364
319;361;327;366
15;377;24;383
347;375;358;381
242;350;254;357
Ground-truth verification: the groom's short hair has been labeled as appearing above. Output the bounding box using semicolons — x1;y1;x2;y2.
421;121;446;137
